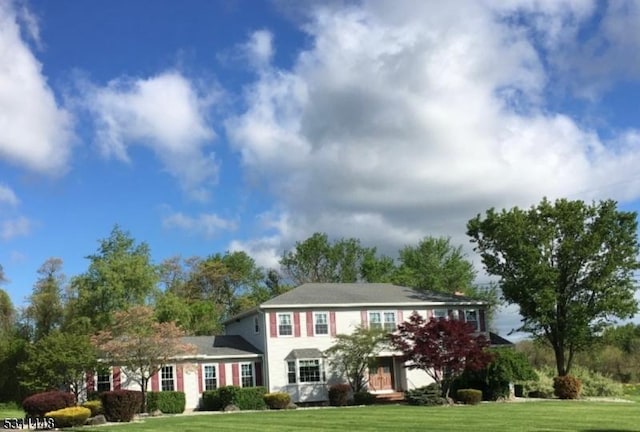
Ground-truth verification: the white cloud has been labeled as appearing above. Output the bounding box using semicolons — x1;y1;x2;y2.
0;2;74;175
162;211;237;237
0;184;18;207
83;72;218;201
1;216;31;241
244;30;274;68
226;0;640;273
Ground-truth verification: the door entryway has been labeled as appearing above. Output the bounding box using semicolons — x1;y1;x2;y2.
368;357;394;391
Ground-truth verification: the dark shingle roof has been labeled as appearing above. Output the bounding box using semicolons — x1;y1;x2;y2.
489;332;515;347
284;348;325;360
181;335;262;357
261;283;482;308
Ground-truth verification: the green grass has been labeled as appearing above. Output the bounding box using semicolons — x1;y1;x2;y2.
66;402;640;432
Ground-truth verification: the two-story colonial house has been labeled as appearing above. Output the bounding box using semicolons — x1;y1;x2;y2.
93;283;489;409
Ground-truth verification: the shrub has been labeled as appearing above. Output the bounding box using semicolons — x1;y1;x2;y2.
456;389;483;405
234;387;267;410
352;391;376;405
81;400;103;416
571;366;623;397
45;406;91;428
523;368;554;398
263;392;291;410
218;386;242;408
146;391;186;414
405;383;446;406
553;375;581;399
201;390;222;411
22;391;75;417
100;390;143;422
328;384;351;406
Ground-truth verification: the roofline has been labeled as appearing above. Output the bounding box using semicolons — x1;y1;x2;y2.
260;301;486;309
172;354;262;360
222;306;260;325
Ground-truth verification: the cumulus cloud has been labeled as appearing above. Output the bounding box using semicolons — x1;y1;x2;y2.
82;72;218;201
244;30;275;68
1;216;31;241
162;211;237;237
226;0;640;263
0;2;74;174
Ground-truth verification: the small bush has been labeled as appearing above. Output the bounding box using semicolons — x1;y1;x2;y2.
146;391;186;414
405;383;445;406
263;392;291;410
235;387;267;410
45;406;91;428
22;391;75;417
100;390;143;422
218;386;242;408
456;389;482;405
201;390;222;411
571;366;623;397
328;384;351;406
81;400;103;416
523;368;554;398
352;391;376;405
553;375;581;399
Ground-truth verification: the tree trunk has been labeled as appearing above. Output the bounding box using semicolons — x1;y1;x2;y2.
141;378;148;413
553;344;567;376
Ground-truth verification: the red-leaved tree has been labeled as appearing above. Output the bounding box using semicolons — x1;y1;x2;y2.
390;312;492;398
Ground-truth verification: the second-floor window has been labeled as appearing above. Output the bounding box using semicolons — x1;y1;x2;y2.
314;312;328;335
278;313;293;336
254;316;260;334
161;366;175;391
369;311;396;331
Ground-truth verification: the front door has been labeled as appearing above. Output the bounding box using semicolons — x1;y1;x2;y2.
368;357;394;391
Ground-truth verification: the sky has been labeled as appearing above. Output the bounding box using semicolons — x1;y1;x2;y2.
1;0;640;338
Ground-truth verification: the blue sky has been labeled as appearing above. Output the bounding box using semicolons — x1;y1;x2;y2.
1;0;640;337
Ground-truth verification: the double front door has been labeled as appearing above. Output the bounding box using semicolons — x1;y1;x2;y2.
368;357;394;391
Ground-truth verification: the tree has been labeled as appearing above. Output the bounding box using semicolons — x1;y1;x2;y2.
280;233;376;284
91;306;196;412
0;288;15;338
18;330;98;401
325;326;387;392
467;198;640;376
25;258;65;341
71;226;158;330
390;312;491;398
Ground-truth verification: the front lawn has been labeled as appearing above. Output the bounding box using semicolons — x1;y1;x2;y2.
69;401;640;432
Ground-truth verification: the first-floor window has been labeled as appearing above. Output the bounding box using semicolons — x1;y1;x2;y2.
287;361;296;384
161;366;175;391
204;365;217;391
433;309;448;320
465;310;479;331
286;359;325;384
241;363;254;387
96;371;111;392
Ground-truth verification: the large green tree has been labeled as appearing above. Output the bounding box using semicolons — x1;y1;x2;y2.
467;198;640;376
25;258;65;341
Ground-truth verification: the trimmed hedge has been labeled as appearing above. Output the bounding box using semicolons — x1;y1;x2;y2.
553;375;581;399
353;391;376;405
45;406;91;428
405;384;445;406
201;386;267;411
100;390;143;422
22;391;75;417
146;391;186;414
328;384;351;406
456;389;483;405
81;400;103;416
263;392;291;410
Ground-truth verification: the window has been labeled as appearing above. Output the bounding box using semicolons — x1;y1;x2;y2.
96;371;111;392
433;309;448;320
287;361;296;384
369;312;382;330
278;313;293;336
204;365;217;391
254;316;260;334
314;312;328;335
465;310;479;331
383;312;396;331
161;366;175;391
241;363;254;387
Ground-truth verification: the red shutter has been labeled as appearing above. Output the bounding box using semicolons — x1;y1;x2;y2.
269;313;277;338
329;311;337;336
479;309;487;332
254;362;263;386
197;364;203;393
232;364;240;386
86;371;95;393
112;367;121;390
294;312;301;337
219;363;226;386
397;310;403;324
151;370;159;392
360;310;368;328
176;365;184;392
306;311;314;336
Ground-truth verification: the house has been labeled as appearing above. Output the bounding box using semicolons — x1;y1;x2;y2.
92;283;489;409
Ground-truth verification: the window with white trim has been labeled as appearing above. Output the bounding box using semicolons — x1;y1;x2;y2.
287;361;296;384
203;365;217;391
383;312;396;331
314;312;329;335
369;311;396;331
241;363;254;387
465;310;479;331
286;359;325;384
161;366;175;391
369;312;382;330
278;313;293;336
433;309;448;320
96;371;111;392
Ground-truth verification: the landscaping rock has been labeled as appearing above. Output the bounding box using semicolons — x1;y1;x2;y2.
224;404;240;412
286;402;298;410
88;415;107;425
151;409;162;417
